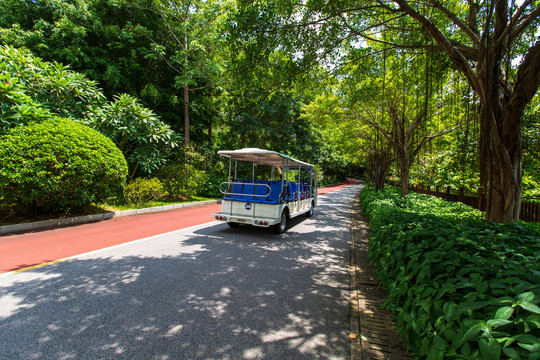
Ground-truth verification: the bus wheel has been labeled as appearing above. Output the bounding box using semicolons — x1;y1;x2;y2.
227;222;240;228
306;202;314;218
274;211;288;234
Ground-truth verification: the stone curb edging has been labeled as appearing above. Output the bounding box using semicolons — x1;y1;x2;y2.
349;194;412;360
0;200;222;236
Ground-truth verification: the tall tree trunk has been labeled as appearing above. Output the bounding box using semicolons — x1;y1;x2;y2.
183;20;190;146
486;119;522;222
184;83;189;145
400;157;410;195
479;57;521;223
480;40;538;222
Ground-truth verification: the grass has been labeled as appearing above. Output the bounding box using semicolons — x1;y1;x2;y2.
99;196;219;212
0;196;220;226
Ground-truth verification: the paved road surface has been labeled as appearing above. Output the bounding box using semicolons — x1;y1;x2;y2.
0;183;352;274
0;183;362;359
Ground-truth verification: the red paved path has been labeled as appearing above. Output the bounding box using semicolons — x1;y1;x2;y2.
0;182;354;274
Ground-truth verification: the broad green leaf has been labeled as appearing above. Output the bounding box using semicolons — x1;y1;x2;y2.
479;338;501;360
514;292;534;303
513;334;538;344
495;306;514;320
476;281;489;293
517;342;540;353
460;323;485;344
519;301;540;314
487;319;512;328
427;336;445;360
427;347;444;360
502;347;519;359
461;342;471;356
526;314;540;328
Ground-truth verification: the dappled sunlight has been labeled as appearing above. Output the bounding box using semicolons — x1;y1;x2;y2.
0;184;363;359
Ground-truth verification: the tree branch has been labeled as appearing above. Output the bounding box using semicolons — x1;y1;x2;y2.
429;0;480;45
411;127;454;159
494;0;534;47
405;108;427;140
188;83;212;91
504;40;540;132
393;0;483;98
508;6;540;45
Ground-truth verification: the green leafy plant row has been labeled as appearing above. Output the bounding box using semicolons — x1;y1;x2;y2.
360;187;540;360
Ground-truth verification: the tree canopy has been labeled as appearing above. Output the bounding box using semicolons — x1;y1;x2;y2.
1;0;539;221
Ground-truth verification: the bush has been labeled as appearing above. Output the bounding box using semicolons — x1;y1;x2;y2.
123;178;167;206
197;171;228;198
0;117;128;213
361;187;540;360
156;163;208;200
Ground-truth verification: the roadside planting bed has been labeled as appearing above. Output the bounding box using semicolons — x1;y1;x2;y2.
360;187;540;360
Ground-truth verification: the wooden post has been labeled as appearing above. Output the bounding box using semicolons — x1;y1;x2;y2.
459;187;464;204
446;186;450;200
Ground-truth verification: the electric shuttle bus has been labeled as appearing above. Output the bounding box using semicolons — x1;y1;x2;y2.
212;148;317;233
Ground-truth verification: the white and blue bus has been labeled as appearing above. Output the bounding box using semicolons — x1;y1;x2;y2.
212;148;317;233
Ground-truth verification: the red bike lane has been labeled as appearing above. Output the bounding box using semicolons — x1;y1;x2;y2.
0;182;354;274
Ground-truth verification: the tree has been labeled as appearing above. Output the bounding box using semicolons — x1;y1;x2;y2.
233;0;540;222
85;94;180;179
390;0;540;222
0;0;209;143
0;44;103;132
150;0;227;146
0;45;179;178
363;102;453;194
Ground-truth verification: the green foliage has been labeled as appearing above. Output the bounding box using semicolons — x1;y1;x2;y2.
123;178;167;207
85;94;180;177
0;44;104;130
156;162;208;200
0;45;179;177
197;171;228;198
0;0;229;145
409;147;480;193
0;117;128;213
522;99;540;200
361;187;540;359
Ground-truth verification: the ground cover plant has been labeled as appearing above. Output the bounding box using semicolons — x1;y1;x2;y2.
360;187;540;360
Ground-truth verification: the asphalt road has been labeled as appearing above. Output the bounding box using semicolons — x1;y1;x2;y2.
0;183;363;360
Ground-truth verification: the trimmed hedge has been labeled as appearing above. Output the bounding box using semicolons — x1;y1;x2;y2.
360;187;540;360
0;118;128;213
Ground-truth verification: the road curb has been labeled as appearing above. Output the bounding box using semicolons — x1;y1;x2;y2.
1;200;221;236
349;193;412;359
1;182;354;236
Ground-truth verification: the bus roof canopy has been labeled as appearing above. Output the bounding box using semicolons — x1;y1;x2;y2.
217;148;315;170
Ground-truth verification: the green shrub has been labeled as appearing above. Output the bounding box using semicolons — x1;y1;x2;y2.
196;170;227;198
123;178;167;206
156;163;208;199
0;117;128;213
361;187;540;360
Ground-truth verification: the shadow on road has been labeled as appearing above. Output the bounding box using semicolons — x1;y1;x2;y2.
0;185;363;360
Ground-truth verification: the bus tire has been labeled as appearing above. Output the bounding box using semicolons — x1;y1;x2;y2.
274;210;288;234
306;202;314;218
